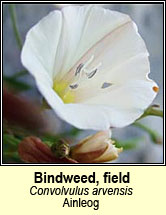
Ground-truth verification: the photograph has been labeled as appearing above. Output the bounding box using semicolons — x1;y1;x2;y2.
2;3;164;164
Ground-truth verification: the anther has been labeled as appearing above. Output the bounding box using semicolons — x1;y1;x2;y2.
75;63;84;76
101;82;113;89
70;55;102;90
69;84;79;89
87;69;98;79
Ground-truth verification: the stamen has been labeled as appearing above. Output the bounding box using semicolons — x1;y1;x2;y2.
69;55;102;90
69;84;79;89
83;55;94;68
86;62;102;79
87;69;97;79
101;82;113;89
75;63;84;76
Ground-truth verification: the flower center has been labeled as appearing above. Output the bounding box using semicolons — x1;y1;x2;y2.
53;55;102;104
53;81;75;104
70;55;102;89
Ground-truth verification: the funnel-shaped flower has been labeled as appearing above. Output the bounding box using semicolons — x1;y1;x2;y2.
70;131;122;163
21;5;158;130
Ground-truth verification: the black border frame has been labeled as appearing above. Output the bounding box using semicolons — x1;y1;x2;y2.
1;1;165;166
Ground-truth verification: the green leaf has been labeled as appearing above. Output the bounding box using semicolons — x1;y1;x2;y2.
68;128;82;137
3;152;23;163
11;70;28;79
113;137;143;150
3;134;21;150
3;76;31;92
41;134;60;144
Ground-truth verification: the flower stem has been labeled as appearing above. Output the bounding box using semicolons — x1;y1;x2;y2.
133;122;162;144
9;4;22;50
138;105;163;120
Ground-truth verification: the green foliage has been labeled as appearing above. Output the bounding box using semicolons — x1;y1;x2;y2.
3;134;21;150
68;128;82;137
3;134;23;163
11;70;28;78
3;152;23;163
3;75;31;92
113;137;143;150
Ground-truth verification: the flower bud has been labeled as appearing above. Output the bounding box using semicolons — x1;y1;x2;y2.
51;139;70;158
70;131;122;163
18;136;77;163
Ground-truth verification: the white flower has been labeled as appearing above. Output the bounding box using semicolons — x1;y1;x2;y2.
21;5;158;130
55;4;105;9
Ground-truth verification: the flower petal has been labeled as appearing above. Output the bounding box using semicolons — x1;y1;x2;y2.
21;10;62;79
36;77;156;130
94;143;123;163
73;54;152;102
64;20;149;90
53;5;131;80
